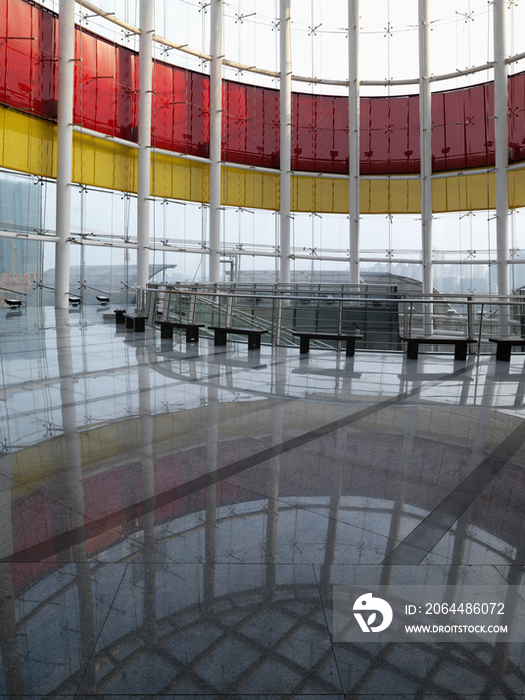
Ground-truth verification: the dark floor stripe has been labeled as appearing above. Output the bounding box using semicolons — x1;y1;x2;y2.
381;418;525;566
1;364;473;563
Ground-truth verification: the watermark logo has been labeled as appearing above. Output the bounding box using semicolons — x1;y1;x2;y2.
353;593;393;633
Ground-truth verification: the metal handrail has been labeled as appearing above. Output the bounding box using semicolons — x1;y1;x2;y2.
145;284;525;354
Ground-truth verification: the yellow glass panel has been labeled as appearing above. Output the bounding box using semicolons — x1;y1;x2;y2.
72;133;137;192
152;152;209;203
2;105;525;217
361;179;389;214
0;106;56;178
222;166;279;210
509;168;525;209
432;172;495;213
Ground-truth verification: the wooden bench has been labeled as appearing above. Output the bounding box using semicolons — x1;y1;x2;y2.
489;337;525;361
209;326;268;350
158;320;204;343
401;336;476;361
125;313;148;332
292;332;363;357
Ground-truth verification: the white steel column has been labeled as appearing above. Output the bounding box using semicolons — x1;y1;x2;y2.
55;0;75;309
137;0;154;290
494;0;510;332
419;0;433;334
279;0;292;285
209;0;223;284
348;0;360;286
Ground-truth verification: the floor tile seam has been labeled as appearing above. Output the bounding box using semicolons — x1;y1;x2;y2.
0;357;476;430
209;633;337;696
203;593;343;697
148;342;469;403
313;564;347;697
75;560;131;697
5;366;474;564
211;481;400;554
1;364;477;564
0;361;141;398
1;369;237;425
381;417;525;566
94;584;327;696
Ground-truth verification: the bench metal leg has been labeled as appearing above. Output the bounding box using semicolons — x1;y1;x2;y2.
345;337;357;357
125;315;134;330
186;326;199;343
160;323;173;339
214;329;227;346
134;317;146;332
406;339;419;360
496;343;512;362
299;336;310;354
454;342;468;361
247;333;261;350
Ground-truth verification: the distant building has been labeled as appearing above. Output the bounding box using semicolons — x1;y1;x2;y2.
0;178;43;302
40;264;176;305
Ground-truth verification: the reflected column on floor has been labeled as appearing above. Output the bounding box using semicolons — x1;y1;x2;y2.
379;357;421;582
477;361;524;694
319;355;355;592
204;383;218;606
137;344;157;644
56;309;96;691
446;372;496;586
265;350;289;600
0;454;25;696
483;521;525;693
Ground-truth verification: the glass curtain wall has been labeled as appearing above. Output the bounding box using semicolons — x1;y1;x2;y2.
0;0;524;299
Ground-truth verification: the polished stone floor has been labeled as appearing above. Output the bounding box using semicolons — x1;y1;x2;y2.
1;306;525;698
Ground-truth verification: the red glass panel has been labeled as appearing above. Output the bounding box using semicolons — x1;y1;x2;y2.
333;95;349;173
0;0;523;177
484;82;495;166
292;93;314;170
360;97;373;173
407;95;421;171
432;83;495;172
115;44;136;141
0;0;7;104
74;30;97;130
172;66;191;153
463;82;493;168
509;72;525;162
437;89;467;170
93;37;118;134
363;96;390;174
33;6;57;117
186;70;209;158
222;80;279;167
223;81;248;163
246;84;279;168
153;60;175;150
292;91;350;172
75;29;131;139
389;96;420;173
2;0;35;112
360;95;420;174
431;91;447;171
314;95;346;172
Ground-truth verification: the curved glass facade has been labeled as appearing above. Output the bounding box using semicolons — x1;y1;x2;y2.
3;7;525;697
0;0;524;292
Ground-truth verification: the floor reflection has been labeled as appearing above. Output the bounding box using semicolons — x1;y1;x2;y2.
0;308;524;697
